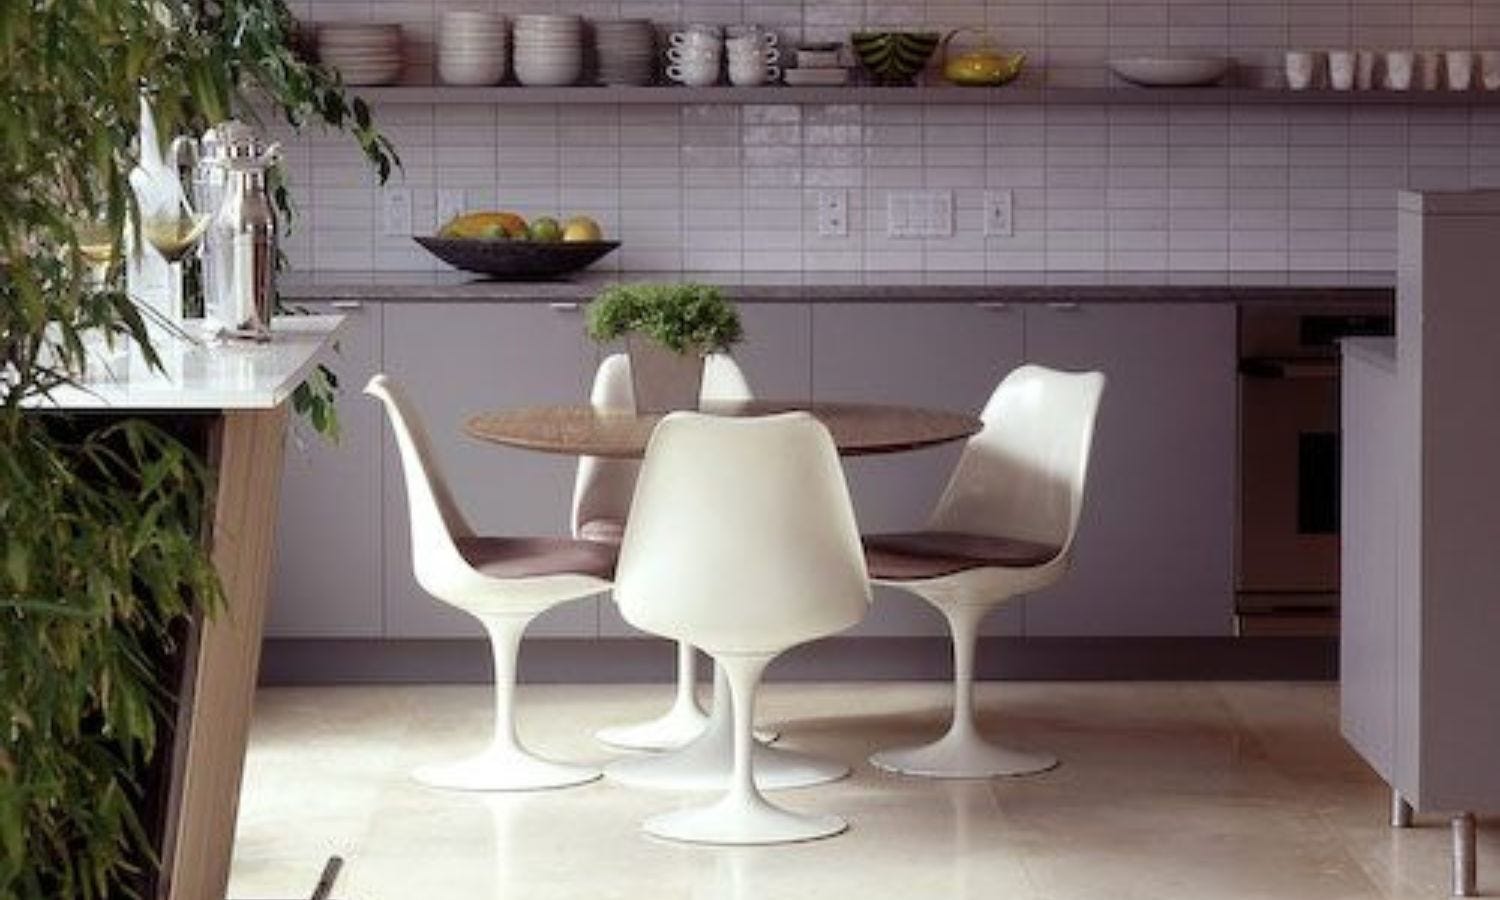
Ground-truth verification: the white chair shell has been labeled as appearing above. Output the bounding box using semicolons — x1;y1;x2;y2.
573;352;757;752
867;364;1106;779
615;412;871;844
368;374;611;791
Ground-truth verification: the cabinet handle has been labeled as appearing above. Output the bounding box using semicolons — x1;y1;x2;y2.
330;300;363;310
1046;302;1081;312
975;302;1011;312
549;302;581;312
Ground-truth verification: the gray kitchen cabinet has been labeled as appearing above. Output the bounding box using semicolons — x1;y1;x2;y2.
810;302;1027;637
269;301;386;638
1022;303;1236;636
598;301;814;637
381;302;603;639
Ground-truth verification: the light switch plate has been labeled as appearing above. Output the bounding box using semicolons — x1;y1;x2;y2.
983;190;1014;237
887;190;953;238
382;187;413;237
437;189;467;228
817;190;848;237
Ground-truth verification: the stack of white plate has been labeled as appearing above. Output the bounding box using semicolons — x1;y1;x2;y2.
438;11;508;85
318;23;403;86
593;19;656;85
513;14;583;86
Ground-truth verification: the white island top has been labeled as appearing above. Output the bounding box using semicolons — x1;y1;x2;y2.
27;316;345;412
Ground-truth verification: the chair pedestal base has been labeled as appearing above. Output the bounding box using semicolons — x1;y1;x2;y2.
413;747;601;792
870;731;1057;779
606;733;847;791
595;699;710;752
644;793;847;846
605;663;830;790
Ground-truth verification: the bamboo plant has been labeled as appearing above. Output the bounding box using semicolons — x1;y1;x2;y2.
0;0;396;897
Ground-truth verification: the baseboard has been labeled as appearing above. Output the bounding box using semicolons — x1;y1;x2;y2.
258;636;1337;686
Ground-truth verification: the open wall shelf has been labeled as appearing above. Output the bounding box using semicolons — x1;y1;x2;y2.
348;84;1500;106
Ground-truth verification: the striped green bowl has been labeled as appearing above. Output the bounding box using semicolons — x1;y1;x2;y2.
851;31;942;86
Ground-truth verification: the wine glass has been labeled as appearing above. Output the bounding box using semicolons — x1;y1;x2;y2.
142;195;210;324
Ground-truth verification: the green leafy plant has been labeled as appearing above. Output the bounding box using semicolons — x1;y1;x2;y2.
0;0;397;896
585;283;744;355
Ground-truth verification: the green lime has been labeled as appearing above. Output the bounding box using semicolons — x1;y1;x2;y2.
529;217;563;242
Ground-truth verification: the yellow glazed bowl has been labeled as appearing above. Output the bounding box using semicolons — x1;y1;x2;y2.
944;49;1027;86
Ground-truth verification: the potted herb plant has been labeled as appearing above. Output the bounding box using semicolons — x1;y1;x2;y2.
585;282;744;413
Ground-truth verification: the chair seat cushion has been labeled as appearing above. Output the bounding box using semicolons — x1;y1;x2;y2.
577;517;626;545
864;531;1060;581
456;536;618;580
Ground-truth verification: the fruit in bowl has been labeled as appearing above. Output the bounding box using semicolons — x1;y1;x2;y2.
439;211;529;240
418;210;618;279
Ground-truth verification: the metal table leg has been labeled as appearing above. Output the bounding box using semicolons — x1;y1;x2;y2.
1392;789;1414;828
1453;813;1477;898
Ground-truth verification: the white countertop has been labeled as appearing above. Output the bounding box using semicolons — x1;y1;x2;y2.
27;316;345;411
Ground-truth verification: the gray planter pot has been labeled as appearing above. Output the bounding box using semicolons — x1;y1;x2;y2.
626;335;704;413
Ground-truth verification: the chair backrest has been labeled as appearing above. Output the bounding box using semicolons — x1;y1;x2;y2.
927;365;1106;557
570;352;753;539
365;374;475;590
614;413;871;654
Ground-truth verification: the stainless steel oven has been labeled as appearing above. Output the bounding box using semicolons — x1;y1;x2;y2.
1236;306;1392;636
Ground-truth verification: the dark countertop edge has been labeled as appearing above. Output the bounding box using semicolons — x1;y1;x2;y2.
281;274;1394;306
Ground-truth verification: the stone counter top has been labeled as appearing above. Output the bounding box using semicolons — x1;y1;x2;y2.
27;316;344;411
281;270;1395;307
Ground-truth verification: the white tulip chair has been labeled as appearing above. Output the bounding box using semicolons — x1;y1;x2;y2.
865;364;1105;779
615;413;871;844
368;374;614;791
572;352;755;752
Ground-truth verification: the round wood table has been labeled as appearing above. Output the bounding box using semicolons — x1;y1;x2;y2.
465;400;982;459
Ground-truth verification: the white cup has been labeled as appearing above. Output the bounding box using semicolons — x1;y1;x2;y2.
1285;51;1318;90
726;25;778;48
1385;50;1414;90
1328;50;1354;90
667;46;720;86
1482;50;1500;90
1418;49;1442;88
728;61;780;85
1446;50;1475;90
1356;50;1378;89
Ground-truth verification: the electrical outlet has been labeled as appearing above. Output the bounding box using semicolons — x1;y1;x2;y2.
817;190;848;237
437;189;467;227
887;193;915;238
983;190;1014;237
382;187;413;237
887;190;953;238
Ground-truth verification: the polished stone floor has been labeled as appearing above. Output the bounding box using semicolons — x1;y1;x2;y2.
229;682;1494;899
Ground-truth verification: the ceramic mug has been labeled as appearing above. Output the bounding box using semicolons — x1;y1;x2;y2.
728;55;780;85
1482;50;1500;90
1356;50;1378;89
1285;51;1318;90
667;47;720;86
1385;50;1414;90
1328;50;1355;90
726;37;779;64
1446;50;1475;90
669;25;721;50
1418;49;1442;88
726;24;778;48
667;45;721;63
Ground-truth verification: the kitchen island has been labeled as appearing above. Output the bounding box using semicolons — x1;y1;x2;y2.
31;316;344;900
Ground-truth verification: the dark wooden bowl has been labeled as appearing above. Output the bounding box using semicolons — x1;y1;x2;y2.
413;236;620;280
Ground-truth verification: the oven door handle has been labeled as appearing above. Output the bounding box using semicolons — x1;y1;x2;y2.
1239;358;1342;380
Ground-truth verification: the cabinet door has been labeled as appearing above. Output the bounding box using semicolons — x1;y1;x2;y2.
382;302;601;638
1023;304;1236;636
597;302;814;637
269;301;385;638
811;302;1026;637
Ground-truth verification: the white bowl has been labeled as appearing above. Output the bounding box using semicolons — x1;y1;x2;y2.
1110;56;1230;87
439;60;505;85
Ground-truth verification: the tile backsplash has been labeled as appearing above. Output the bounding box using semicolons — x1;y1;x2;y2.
277;0;1500;275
